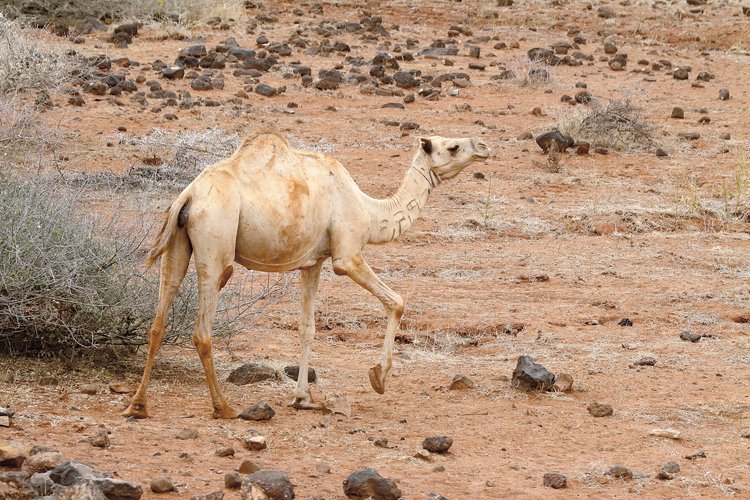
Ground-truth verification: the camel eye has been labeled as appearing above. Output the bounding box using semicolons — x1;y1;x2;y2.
447;145;459;154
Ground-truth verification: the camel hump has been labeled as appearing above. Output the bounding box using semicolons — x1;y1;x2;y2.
237;130;289;154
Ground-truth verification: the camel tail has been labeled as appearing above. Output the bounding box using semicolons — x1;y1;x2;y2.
146;191;191;268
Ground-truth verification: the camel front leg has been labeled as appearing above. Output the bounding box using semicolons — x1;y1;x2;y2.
334;255;403;394
292;261;324;410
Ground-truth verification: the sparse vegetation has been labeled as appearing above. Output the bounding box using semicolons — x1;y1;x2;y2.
558;97;657;151
0;177;287;356
1;0;246;24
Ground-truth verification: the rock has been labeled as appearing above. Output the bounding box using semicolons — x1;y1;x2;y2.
400;122;420;131
575;91;592;104
239;460;262;474
468;46;480;58
587;402;613;417
598;6;617;18
240;401;275;421
603;42;618;54
90;430;110;448
553;373;573;392
245;436;267;451
673;68;689;80
283;366;317;383
393;71;419;89
656;148;669;157
528;67;550;81
512;355;555;391
605;466;633;479
227;363;277;385
22;451;63;474
741;429;750;438
373;437;388;448
662;461;680;474
92;478;144;499
0;416;9;427
685;450;707;459
527;48;559;65
191;77;213;91
177;428;199;440
449;374;474;390
720;132;731;140
241;470;294;500
215;447;235;457
162;67;185;79
633;356;656;366
543;472;567;489
343;469;402;500
0;407;13;417
150;476;174;493
680;331;701;342
48;460;104;485
422;436;453;453
255;84;280;97
225;471;243;489
83;81;109;96
656;470;674;480
678;132;700;141
535;130;574;154
649;428;681;439
697;71;714;82
671;107;685;119
191;491;224;500
0;440;29;467
719;88;730;100
81;384;99;395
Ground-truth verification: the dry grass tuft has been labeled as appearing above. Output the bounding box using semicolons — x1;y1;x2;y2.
558;97;658;151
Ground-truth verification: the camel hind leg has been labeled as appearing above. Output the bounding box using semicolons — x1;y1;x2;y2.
124;227;191;418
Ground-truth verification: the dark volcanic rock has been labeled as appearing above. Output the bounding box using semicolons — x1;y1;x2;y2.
162;67;185;79
422;436;453;453
535;130;575;153
719;88;730;100
92;477;144;499
284;365;317;383
680;331;701;343
512;355;555;391
671;107;684;119
241;470;295;500
343;469;402;500
543;472;567;489
227;363;277;385
527;47;560;65
239;401;275;421
393;71;419;88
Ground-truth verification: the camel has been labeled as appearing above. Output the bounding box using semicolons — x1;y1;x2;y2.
123;132;491;419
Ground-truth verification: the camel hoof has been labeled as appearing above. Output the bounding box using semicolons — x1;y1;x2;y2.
368;365;386;395
122;402;149;419
213;406;240;419
291;397;324;411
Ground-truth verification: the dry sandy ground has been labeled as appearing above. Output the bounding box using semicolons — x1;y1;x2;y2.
2;0;750;498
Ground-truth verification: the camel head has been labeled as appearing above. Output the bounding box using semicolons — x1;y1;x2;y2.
418;136;491;181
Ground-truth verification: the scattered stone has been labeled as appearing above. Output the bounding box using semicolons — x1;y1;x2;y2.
680;331;701;342
673;68;689;80
449;374;474;390
512;355;555;391
239;460;262;474
720;132;731;140
162;67;185;79
535;130;574;154
191;491;224;500
215;447;235;457
255;84;281;97
598;6;617;18
575;143;589;155
343;469;402;500
191;76;213;91
634;356;656;366
575;90;592;104
0;407;13;417
0;440;29;467
150;476;174;493
422;436;453;454
92;477;144;499
552;373;573;392
671;107;684;119
22;451;63;474
719;88;730;100
649;428;681;439
283;365;317;383
587;402;613;417
740;429;750;438
656;148;669;157
90;430;110;449
527;47;559;65
240;401;275;421
400;122;420;131
225;471;242;489
618;318;633;327
698;116;711;124
373;437;388;448
227;363;277;385
678;132;700;141
662;461;680;474
518;131;533;140
605;466;633;480
241;470;295;500
177;428;199;440
0;416;9;427
543;472;567;489
245;436;268;451
81;384;99;395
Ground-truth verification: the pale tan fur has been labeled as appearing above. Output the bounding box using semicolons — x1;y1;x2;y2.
124;133;490;418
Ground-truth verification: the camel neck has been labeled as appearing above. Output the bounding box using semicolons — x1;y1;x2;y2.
366;153;438;244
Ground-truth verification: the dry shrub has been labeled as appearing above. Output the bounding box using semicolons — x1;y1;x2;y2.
0;177;288;357
0;14;73;95
1;0;246;24
558;97;657;151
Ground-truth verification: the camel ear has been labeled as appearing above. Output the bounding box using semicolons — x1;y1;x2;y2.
420;137;432;155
